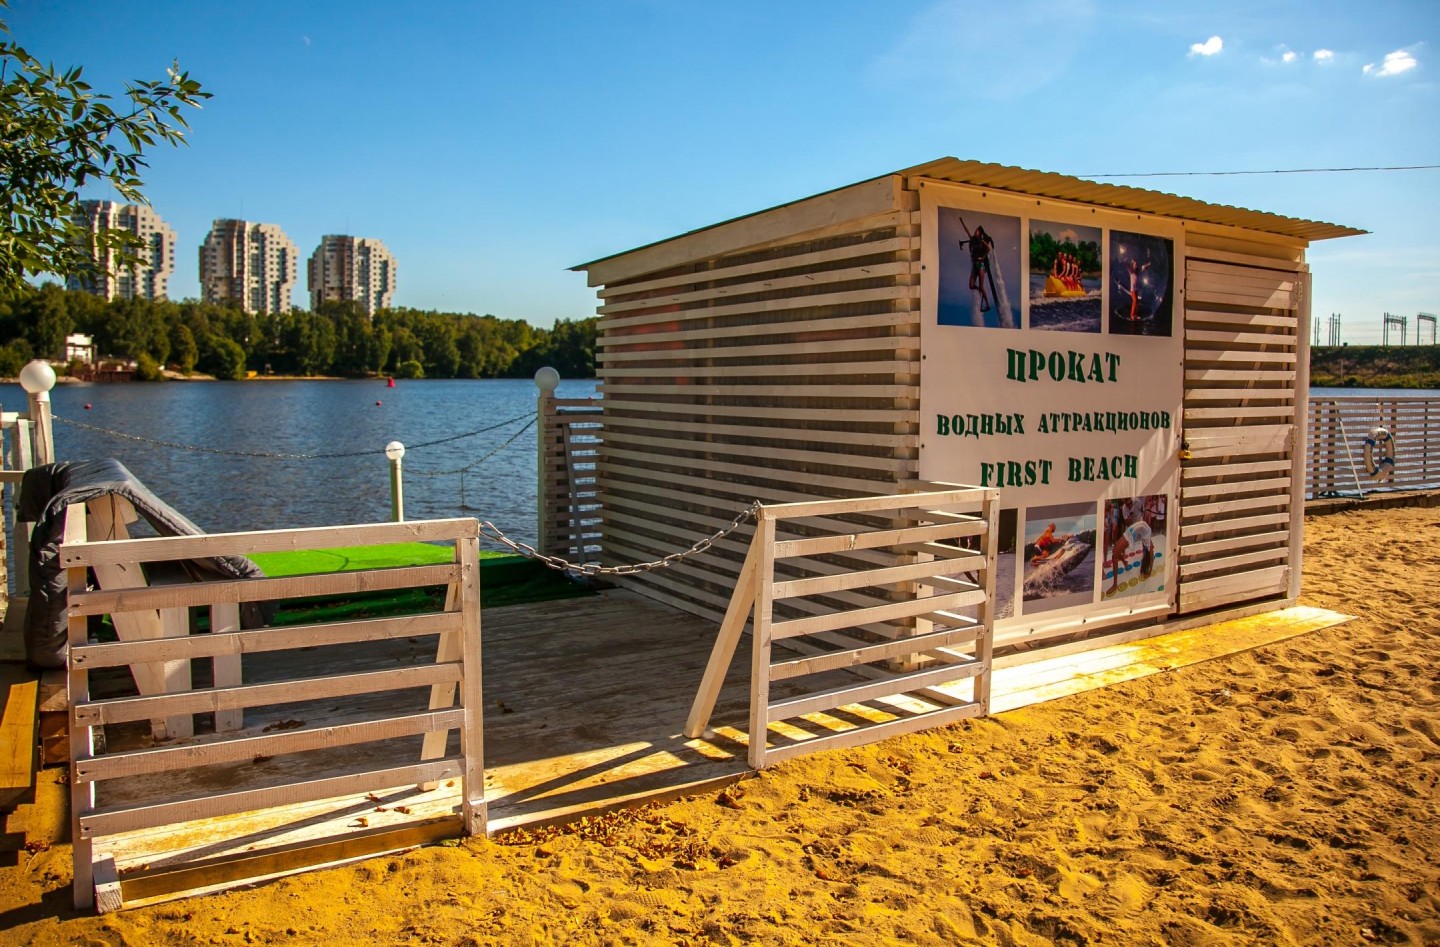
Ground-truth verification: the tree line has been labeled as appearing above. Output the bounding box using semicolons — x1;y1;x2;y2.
0;284;597;381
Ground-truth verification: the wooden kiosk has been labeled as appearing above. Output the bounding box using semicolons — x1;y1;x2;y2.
572;158;1363;660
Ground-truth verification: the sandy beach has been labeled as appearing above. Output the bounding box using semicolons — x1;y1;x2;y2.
3;503;1437;945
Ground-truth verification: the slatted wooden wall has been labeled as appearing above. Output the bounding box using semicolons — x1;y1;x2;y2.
1177;231;1308;614
588;182;921;622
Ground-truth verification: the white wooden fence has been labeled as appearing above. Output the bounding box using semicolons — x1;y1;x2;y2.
685;483;998;769
1306;396;1440;498
538;396;602;558
61;515;483;911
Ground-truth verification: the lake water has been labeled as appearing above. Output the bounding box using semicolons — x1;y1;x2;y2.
0;377;598;546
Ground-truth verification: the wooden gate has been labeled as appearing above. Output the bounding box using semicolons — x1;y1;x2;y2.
1177;249;1309;614
62;516;484;911
686;484;997;769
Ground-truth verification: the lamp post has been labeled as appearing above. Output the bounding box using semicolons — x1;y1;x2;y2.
18;359;57;466
385;441;406;522
534;367;560;554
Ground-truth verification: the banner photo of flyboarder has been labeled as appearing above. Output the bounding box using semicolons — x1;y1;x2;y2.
1108;230;1174;337
938;208;1021;329
1029;220;1102;333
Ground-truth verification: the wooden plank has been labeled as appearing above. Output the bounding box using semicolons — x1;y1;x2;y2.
93;854;123;914
1184;309;1297;330
602;413;915;449
598;311;916;349
762;700;982;767
76;710;464;783
601;446;896;495
771;587;986;640
1183;458;1293;480
1183;494;1289;518
1180;510;1292;538
1178;564;1289;597
1184;328;1296;347
1184;247;1304;272
1175;526;1290;555
597;260;915;314
582;177;905;286
748;515;777;770
61;519;476;568
773;519;986;558
764;489;985;520
68;564;461;616
1184;368;1296;383
458;535;485;835
71;611;459;669
596;234;918;299
79;759;463;839
68;556;96;910
1182;476;1292;499
74;664;462;727
210;603;243;733
598;382;918;399
684;541;759;738
597;398;917;425
1179;545;1288;579
599;358;919;379
770;625;979;681
768;659;980;721
0;676;38;809
772;553;984;599
598;285;917;333
602;430;915;473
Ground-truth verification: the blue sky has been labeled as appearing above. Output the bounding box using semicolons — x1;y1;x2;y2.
10;0;1437;340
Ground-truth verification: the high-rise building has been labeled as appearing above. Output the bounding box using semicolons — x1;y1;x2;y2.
199;219;299;313
307;235;397;315
67;200;177;300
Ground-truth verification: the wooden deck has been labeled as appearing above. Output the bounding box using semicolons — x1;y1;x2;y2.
82;591;1347;907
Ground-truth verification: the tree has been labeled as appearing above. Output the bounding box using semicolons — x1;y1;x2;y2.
0;4;209;297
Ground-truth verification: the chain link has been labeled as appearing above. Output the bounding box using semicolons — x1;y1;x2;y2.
478;500;761;577
51;411;533;460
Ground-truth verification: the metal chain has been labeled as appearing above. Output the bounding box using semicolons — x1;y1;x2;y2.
51;411;533;460
408;417;536;477
478;500;762;577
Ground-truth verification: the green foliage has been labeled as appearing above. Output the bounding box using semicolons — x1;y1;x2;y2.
134;350;161;381
0;285;598;381
1309;345;1440;389
0;4;210;297
1028;230;1102;275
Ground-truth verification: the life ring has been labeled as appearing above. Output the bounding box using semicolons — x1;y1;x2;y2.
1362;426;1395;481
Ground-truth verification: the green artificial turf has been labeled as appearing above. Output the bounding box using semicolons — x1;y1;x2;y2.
249;544;594;625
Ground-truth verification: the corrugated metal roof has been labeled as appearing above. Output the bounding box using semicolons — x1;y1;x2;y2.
574;157;1364;270
901;158;1367;242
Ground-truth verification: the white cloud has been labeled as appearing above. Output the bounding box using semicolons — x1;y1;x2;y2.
1282;50;1298;63
1314;49;1335;64
1189;35;1223;57
1363;48;1417;78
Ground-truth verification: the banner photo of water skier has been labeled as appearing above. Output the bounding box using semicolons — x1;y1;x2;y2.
1102;494;1168;601
1021;503;1097;615
938;207;1021;329
1028;220;1102;333
1108;230;1174;336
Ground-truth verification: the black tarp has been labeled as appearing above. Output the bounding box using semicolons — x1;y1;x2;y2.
19;459;267;668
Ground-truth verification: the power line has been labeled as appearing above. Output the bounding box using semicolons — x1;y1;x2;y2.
1081;164;1440;179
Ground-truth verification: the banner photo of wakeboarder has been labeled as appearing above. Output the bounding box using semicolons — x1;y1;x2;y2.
1028;220;1102;333
1102;494;1168;601
937;208;1021;329
1021;503;1097;615
1108;230;1174;336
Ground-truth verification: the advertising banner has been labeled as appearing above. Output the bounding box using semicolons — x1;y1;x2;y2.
918;185;1183;635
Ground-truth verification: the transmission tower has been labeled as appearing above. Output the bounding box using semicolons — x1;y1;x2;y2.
1383;312;1407;346
1420;312;1437;345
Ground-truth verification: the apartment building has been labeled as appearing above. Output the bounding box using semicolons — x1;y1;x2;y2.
199;219;299;313
307;235;397;315
67;201;178;300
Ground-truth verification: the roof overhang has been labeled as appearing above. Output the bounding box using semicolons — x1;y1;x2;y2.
573;157;1366;272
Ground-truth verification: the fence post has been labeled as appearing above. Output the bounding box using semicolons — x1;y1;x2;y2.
19;359;56;466
385;441;405;522
534;367;560;555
